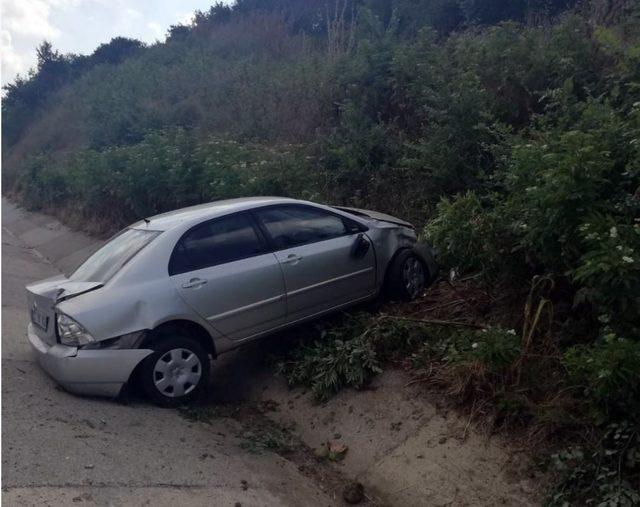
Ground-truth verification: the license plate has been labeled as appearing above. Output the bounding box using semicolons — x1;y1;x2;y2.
31;307;49;331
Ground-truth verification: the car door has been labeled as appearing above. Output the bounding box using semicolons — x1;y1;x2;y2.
252;205;376;323
169;212;286;340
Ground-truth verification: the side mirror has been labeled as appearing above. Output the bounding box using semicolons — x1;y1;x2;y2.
350;233;370;258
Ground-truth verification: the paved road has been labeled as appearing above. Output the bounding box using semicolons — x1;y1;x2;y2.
1;199;331;506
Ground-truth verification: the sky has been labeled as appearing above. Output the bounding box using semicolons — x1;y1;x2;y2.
1;0;225;86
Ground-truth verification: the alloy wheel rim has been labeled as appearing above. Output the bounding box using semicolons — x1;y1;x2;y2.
153;348;202;398
403;257;425;299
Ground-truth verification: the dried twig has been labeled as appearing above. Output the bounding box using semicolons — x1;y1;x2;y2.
444;279;488;323
380;314;485;329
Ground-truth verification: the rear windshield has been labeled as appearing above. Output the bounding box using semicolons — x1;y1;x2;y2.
70;228;160;282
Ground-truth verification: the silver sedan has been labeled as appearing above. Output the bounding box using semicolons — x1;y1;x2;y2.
26;197;437;406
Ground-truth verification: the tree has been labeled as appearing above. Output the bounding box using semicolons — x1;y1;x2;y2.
91;37;144;65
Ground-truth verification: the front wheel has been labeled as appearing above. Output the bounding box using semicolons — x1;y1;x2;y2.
139;334;210;407
385;249;428;301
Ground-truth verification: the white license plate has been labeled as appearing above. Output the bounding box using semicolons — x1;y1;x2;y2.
31;308;49;331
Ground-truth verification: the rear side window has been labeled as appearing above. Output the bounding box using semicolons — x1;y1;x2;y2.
254;206;349;250
71;228;160;283
169;213;266;275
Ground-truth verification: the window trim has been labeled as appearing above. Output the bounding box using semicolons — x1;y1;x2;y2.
168;211;270;276
250;204;368;252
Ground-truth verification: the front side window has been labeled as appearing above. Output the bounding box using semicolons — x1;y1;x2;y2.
254;206;349;250
170;213;265;275
71;228;160;283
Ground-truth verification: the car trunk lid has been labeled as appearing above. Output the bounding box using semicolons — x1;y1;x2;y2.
26;276;103;345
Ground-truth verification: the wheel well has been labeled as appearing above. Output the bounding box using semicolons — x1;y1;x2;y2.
384;247;412;284
142;320;217;358
384;246;432;285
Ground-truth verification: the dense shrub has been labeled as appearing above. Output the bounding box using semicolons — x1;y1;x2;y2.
15;128;315;232
278;326;382;401
424;192;511;278
426;98;640;334
563;335;640;424
548;421;640;506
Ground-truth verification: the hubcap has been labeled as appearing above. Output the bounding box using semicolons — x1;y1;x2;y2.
403;257;425;299
153;348;202;398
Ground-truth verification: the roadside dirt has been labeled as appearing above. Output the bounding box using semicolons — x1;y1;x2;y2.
201;333;541;506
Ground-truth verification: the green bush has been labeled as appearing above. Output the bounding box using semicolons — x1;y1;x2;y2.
548;421;640;507
277;313;428;401
425;99;640;334
424;192;510;278
563;334;640;424
467;326;521;372
15;128;315;232
573;215;640;320
278;330;382;402
412;325;521;373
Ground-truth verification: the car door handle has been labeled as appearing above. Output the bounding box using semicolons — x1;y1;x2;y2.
282;254;303;265
181;278;208;289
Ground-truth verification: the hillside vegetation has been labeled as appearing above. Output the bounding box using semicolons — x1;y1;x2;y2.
3;0;640;504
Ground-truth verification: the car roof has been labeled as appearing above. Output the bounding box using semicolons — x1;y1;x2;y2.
130;196;305;231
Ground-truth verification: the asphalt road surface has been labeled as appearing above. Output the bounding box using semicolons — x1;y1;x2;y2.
1;199;332;506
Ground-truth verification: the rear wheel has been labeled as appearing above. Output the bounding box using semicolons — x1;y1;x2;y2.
385;249;428;301
139;333;210;407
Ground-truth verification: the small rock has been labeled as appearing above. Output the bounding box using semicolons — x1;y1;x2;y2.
240;479;248;491
235;503;242;507
84;464;94;470
334;433;342;440
343;482;364;504
439;436;448;445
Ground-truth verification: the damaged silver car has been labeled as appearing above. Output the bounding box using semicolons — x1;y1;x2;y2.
26;197;437;406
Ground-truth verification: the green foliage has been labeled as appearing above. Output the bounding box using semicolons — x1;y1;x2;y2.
277;313;429;401
563;335;640;424
278;319;383;402
424;192;508;277
239;425;296;454
548;421;640;507
573;216;640;319
16;128;315;231
426;99;640;333
467;327;521;371
411;325;522;377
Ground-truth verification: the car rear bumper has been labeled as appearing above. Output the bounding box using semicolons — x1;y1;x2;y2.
28;323;152;397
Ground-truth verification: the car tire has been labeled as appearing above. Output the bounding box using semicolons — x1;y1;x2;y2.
385;248;429;302
139;333;210;407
